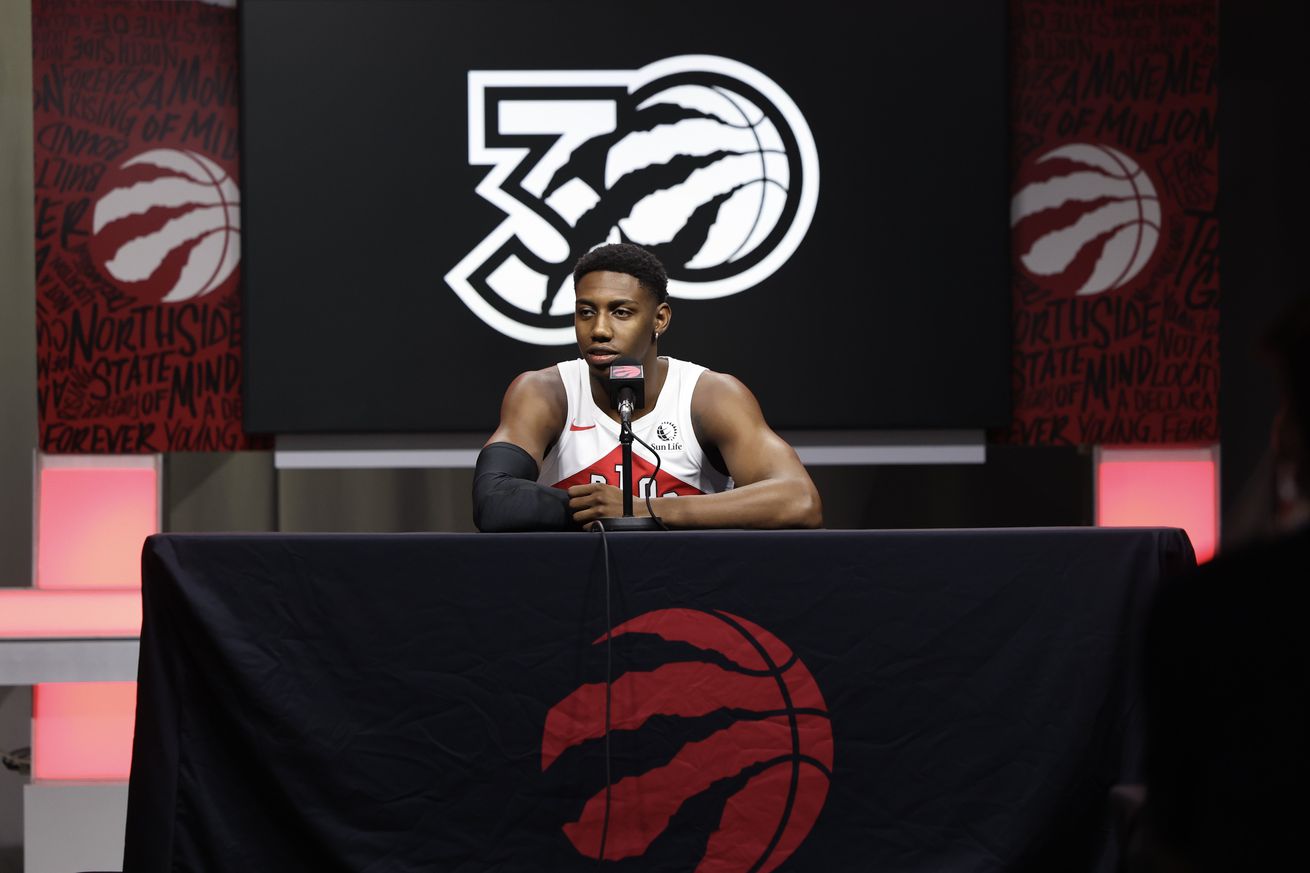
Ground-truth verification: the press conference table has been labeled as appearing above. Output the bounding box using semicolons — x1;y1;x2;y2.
124;528;1194;873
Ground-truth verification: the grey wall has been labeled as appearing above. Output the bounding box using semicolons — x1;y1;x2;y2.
1;0;36;866
1;0;36;583
277;468;477;533
165;453;278;533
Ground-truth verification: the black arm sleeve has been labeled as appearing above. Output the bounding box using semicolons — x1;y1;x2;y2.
472;442;576;532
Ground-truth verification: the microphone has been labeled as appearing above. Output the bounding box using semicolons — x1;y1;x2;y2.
606;358;645;424
595;356;664;530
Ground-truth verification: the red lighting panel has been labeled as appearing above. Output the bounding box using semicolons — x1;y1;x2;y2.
1096;447;1218;563
32;682;137;781
37;464;158;589
0;589;142;638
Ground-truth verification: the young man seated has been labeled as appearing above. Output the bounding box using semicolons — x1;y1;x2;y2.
473;243;822;532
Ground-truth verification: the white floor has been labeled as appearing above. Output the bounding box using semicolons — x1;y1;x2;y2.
24;783;127;873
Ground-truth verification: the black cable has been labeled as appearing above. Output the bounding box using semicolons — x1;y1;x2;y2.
592;429;663;860
594;519;613;864
630;430;671;531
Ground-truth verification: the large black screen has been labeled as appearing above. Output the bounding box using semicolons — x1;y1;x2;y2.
240;0;1010;433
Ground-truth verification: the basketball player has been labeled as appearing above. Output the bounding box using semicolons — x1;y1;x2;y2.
472;243;822;531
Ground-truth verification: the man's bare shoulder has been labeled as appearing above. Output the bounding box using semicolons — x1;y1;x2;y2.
690;369;768;445
507;365;567;399
691;369;761;416
488;365;568;456
513;365;565;385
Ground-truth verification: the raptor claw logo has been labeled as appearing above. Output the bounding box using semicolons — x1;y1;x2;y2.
446;55;819;344
1011;142;1162;297
543;608;833;871
89;148;241;304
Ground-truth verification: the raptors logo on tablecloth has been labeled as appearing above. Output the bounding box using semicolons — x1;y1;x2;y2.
447;55;819;344
1011;142;1162;297
543;607;833;871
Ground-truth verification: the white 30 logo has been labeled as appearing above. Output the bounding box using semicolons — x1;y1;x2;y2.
445;55;820;345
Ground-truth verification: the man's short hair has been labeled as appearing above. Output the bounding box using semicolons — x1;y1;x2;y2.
573;243;669;303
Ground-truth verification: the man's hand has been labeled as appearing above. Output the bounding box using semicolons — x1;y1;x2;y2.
567;482;647;526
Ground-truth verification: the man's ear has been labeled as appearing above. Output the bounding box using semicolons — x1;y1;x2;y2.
654;302;672;339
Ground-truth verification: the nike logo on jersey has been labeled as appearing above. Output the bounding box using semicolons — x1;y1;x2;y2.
569;422;596;431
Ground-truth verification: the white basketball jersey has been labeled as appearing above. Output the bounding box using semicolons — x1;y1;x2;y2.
538;357;733;497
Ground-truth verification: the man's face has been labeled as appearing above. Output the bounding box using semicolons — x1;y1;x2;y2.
573;270;670;376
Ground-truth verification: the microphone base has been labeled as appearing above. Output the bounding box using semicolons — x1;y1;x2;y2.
594;516;663;532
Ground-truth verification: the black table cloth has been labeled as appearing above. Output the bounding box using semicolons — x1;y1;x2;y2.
124;528;1194;872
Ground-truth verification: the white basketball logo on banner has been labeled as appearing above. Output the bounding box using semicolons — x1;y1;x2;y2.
90;148;241;303
1011;142;1162;297
446;55;820;345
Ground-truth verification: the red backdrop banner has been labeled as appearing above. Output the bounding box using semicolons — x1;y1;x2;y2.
32;0;263;452
1007;0;1219;446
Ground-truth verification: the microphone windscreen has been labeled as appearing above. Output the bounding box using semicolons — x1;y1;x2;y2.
606;358;645;409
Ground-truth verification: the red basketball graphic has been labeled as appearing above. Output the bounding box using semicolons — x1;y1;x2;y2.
1011;142;1161;297
542;608;833;871
89;148;241;304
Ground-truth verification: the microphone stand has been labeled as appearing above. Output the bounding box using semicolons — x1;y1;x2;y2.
597;398;662;532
